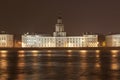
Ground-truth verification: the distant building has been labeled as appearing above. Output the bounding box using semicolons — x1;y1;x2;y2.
22;34;56;47
83;35;98;47
22;17;98;47
106;34;120;47
22;35;87;47
0;34;13;47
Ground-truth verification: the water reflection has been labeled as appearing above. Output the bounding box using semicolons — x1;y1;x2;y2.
110;51;119;71
0;60;8;80
0;51;8;80
1;52;7;57
18;53;25;57
79;50;87;57
110;50;119;53
111;63;119;70
67;51;72;57
0;50;8;53
1;59;8;70
0;50;120;80
16;74;25;80
111;50;119;58
32;52;39;57
47;53;52;57
16;57;25;80
18;50;25;53
96;50;100;53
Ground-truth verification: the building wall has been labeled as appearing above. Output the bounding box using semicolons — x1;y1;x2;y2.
106;34;120;47
22;35;40;47
67;37;84;47
83;35;98;47
38;37;55;47
0;34;13;47
55;37;67;47
22;35;55;47
22;34;98;47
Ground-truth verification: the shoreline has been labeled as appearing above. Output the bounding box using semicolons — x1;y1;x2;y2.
0;47;120;51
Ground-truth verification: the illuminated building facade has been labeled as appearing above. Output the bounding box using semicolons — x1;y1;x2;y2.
0;34;13;47
106;34;120;47
83;35;98;47
66;37;84;47
22;17;98;47
22;34;40;47
22;35;97;47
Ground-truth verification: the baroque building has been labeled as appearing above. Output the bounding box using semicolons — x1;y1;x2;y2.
22;17;98;47
106;34;120;47
0;34;13;47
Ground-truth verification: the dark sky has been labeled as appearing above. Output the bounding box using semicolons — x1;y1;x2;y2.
0;0;120;35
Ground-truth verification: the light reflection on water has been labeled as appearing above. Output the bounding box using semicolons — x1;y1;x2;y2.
0;50;120;80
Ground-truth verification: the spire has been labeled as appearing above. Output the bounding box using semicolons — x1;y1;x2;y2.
57;16;62;24
57;12;63;24
58;16;62;19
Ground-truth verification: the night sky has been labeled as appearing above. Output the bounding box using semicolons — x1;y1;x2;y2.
0;0;120;35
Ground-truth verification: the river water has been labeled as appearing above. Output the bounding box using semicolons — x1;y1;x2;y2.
0;50;120;80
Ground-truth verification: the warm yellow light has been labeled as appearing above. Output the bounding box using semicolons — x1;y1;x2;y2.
111;64;119;70
47;50;52;53
18;50;25;53
95;63;101;68
95;50;100;58
18;53;25;57
67;50;72;53
111;50;119;57
67;43;73;47
79;50;87;57
96;54;100;58
68;54;72;57
1;53;7;57
0;50;8;53
95;50;100;53
32;53;38;57
32;50;39;56
112;54;117;57
102;41;106;47
79;50;87;53
67;50;72;57
110;50;119;53
1;60;8;69
31;50;39;53
47;54;52;57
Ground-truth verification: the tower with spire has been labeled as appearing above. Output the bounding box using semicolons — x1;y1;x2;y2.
53;17;66;37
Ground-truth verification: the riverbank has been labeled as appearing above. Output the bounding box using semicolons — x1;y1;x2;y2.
0;47;120;52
